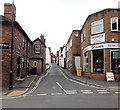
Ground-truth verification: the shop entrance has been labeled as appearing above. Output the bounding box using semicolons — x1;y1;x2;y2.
93;50;104;73
17;57;21;77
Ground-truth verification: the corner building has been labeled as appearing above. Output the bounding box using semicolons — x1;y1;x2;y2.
81;9;120;80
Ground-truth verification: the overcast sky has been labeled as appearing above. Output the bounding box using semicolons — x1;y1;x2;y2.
0;0;119;54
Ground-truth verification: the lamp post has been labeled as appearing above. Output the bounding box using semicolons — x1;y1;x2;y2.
9;0;14;90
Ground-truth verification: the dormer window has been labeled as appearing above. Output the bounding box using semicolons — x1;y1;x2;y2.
34;44;40;53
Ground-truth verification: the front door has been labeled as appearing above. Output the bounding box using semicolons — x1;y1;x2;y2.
17;57;20;77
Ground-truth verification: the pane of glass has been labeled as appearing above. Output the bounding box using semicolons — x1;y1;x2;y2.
112;18;117;30
118;18;120;31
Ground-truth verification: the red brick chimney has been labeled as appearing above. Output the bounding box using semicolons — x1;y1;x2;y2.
4;3;16;21
40;34;46;44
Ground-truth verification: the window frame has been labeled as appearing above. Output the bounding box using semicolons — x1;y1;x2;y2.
34;44;41;54
91;19;103;35
111;17;120;32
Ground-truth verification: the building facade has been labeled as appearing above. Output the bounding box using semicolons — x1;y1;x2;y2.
0;3;46;87
66;30;81;75
81;9;120;80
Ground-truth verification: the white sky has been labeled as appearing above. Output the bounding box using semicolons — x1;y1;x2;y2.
0;0;119;54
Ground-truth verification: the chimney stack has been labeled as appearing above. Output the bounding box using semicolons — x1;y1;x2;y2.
4;3;16;21
40;34;46;44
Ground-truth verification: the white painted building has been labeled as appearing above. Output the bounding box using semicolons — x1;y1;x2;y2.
46;47;51;67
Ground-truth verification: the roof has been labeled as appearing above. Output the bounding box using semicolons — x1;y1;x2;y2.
81;8;120;31
33;38;46;48
0;15;32;43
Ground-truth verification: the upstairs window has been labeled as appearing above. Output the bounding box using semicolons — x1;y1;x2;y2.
111;17;120;31
23;38;25;50
34;44;40;53
91;19;103;34
81;30;86;42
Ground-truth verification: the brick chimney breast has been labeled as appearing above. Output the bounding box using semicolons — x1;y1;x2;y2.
40;34;46;44
4;3;16;21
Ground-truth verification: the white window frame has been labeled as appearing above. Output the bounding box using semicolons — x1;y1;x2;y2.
111;17;120;32
91;19;103;34
34;44;40;53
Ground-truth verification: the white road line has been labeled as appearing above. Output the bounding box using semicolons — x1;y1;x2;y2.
56;82;67;94
97;90;107;92
51;93;62;95
81;90;92;92
82;92;93;94
98;92;110;94
37;94;47;96
56;82;78;95
114;92;120;94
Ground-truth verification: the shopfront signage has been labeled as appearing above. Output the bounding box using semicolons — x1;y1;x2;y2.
83;43;120;53
91;33;105;44
106;72;115;82
0;43;9;49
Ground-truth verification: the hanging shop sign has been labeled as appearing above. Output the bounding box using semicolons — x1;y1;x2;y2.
83;43;120;53
0;43;9;49
91;33;105;44
106;72;115;82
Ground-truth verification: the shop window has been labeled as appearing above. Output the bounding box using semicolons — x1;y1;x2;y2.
111;17;120;31
93;50;104;73
111;51;120;74
83;52;88;72
34;44;40;53
91;19;103;34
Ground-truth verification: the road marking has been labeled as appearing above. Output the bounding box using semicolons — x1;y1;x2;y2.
97;90;107;92
56;82;78;95
81;90;92;92
82;92;93;94
37;94;47;96
98;92;110;94
56;82;67;94
51;93;62;95
114;92;120;94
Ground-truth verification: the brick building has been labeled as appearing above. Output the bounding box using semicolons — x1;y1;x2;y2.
66;30;81;75
0;3;46;87
81;9;120;80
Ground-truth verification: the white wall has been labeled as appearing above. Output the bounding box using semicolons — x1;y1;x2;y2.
46;48;51;65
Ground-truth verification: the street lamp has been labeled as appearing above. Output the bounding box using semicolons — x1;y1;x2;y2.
9;0;14;90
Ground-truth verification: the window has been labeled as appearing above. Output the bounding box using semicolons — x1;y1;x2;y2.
67;55;72;67
33;61;37;67
111;17;120;31
91;19;103;34
23;38;25;49
81;30;86;42
22;56;25;70
83;52;88;72
111;51;120;74
93;50;104;73
67;39;72;51
34;44;40;53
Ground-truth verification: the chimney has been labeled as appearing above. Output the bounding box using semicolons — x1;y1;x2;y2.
40;34;46;44
4;3;16;21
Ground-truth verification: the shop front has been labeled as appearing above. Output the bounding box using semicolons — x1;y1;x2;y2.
82;43;120;81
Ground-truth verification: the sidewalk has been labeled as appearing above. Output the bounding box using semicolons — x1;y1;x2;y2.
59;66;120;91
2;75;39;97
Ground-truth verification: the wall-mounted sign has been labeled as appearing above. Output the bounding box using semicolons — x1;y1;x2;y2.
106;72;115;82
83;43;120;53
0;43;9;49
91;33;105;44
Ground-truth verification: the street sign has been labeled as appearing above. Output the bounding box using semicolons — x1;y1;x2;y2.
106;72;115;82
0;43;9;49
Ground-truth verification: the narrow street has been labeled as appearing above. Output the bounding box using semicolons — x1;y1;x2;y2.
2;64;119;108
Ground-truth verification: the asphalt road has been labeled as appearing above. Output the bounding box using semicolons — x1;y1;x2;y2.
2;64;119;108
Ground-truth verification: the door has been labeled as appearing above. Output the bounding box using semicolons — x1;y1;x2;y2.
75;56;80;67
17;57;21;77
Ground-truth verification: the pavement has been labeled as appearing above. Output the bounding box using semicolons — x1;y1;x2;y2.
59;66;120;91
